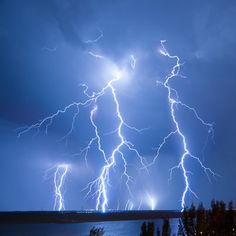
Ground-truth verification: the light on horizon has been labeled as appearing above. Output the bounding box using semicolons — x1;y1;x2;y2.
146;193;157;211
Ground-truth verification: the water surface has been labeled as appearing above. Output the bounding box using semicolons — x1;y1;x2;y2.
0;219;179;235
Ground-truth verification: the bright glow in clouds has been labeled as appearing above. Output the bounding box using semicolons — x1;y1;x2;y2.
113;67;123;80
18;41;217;212
105;62;127;82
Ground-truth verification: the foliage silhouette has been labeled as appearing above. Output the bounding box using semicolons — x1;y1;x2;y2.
140;221;155;236
88;227;105;236
182;200;236;236
162;218;171;236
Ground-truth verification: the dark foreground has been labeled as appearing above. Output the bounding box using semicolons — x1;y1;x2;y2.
0;210;181;224
0;200;235;235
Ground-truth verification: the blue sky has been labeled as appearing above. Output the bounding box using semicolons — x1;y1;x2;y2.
0;0;236;211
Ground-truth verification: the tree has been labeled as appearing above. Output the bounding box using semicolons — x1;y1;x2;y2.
140;221;155;236
182;199;236;235
226;201;235;235
177;219;185;236
188;203;196;235
162;218;171;236
182;207;189;235
196;202;206;235
156;226;161;236
209;200;226;235
140;222;147;236
182;204;196;236
147;222;154;236
88;227;104;236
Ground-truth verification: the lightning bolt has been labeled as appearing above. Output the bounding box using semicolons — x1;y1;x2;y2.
18;56;146;212
87;51;104;59
129;54;136;70
17;37;217;212
150;40;218;211
125;199;134;210
84;72;147;212
53;164;69;211
84;28;104;59
84;28;103;44
146;193;156;211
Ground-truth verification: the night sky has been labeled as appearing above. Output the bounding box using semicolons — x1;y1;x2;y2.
1;0;236;211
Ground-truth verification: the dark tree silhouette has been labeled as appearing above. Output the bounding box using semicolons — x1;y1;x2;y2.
88;227;104;236
182;207;189;235
156;226;161;236
162;218;171;236
147;222;155;236
182;204;196;235
177;219;185;236
226;201;235;235
140;221;155;236
182;200;236;236
139;201;235;236
196;202;206;235
188;203;196;235
140;222;147;236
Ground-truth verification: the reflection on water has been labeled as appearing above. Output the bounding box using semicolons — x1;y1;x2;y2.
0;219;179;236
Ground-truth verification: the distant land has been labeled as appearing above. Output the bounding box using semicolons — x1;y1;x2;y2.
0;210;181;224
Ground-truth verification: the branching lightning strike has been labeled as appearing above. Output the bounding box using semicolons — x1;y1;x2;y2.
83;72;147;212
150;40;217;210
18;38;217;212
18;57;146;212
